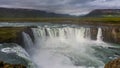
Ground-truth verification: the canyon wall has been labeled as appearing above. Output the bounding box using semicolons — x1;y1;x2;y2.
90;27;120;44
0;26;119;46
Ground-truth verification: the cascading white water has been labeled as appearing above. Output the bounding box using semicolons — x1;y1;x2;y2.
32;26;90;41
26;26;107;68
84;28;91;40
32;26;92;44
97;28;103;42
22;32;34;54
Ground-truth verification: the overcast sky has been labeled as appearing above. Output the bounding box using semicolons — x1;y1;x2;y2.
0;0;120;15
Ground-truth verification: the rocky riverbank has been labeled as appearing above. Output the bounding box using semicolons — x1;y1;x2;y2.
105;58;120;68
0;61;26;68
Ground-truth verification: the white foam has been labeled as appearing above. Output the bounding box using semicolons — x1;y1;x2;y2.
24;26;107;68
1;46;29;59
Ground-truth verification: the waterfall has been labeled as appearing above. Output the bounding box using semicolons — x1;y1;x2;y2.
84;28;91;40
22;32;34;54
27;26;106;68
97;28;103;42
32;26;91;41
21;24;120;68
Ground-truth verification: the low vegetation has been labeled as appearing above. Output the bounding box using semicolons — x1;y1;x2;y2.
0;17;120;23
0;27;26;43
0;17;119;27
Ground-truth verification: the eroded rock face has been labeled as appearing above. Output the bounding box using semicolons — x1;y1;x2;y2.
90;27;120;44
104;58;120;68
102;27;120;44
90;27;98;40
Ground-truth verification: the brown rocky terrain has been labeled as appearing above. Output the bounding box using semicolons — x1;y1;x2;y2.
0;61;26;68
104;58;120;68
90;27;120;44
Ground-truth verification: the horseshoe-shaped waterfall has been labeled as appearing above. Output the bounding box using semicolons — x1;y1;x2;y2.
22;24;120;68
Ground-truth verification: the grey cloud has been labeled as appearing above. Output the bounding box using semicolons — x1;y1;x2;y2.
0;0;119;15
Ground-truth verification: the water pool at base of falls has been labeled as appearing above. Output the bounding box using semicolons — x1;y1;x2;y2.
22;24;120;68
0;43;35;68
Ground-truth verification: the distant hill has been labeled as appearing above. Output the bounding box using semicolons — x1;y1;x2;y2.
85;9;120;17
0;7;74;18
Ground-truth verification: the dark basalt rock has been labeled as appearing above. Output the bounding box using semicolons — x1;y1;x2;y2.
90;27;98;40
102;27;120;44
90;27;120;44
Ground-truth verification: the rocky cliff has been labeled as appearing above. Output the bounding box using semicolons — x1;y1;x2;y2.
105;58;120;68
90;27;120;44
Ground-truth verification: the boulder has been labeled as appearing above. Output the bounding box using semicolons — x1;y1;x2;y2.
104;58;120;68
0;61;26;68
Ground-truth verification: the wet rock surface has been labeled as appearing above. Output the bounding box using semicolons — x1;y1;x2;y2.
102;27;120;44
90;27;120;44
105;58;120;68
0;61;26;68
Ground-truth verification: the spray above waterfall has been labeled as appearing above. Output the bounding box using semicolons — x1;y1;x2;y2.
23;25;109;68
19;23;120;68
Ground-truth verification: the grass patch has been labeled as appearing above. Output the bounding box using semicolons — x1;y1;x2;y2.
0;27;26;43
0;17;119;26
0;17;119;23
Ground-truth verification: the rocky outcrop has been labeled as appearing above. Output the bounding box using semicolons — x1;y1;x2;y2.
90;27;120;44
104;58;120;68
90;27;98;40
102;27;120;44
0;61;26;68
